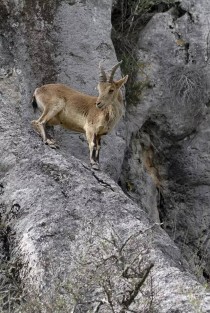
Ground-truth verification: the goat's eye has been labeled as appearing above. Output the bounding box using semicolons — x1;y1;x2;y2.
109;89;114;93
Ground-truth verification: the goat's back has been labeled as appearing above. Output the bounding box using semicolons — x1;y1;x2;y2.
34;83;98;132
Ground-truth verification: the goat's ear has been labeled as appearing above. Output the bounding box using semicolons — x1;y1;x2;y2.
115;75;129;89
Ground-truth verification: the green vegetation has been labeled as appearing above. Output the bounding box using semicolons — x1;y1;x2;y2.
112;0;175;106
119;52;151;106
112;0;175;37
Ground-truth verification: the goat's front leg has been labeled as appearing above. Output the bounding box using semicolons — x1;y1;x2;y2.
95;135;101;164
86;131;100;170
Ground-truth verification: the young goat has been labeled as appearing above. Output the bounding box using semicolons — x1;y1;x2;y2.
31;61;128;169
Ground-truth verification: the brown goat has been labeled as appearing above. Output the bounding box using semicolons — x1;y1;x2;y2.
31;61;128;169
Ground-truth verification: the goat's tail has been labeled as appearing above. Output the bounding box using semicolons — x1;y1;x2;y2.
31;94;38;113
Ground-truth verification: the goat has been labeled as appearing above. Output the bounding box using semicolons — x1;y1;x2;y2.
31;61;128;169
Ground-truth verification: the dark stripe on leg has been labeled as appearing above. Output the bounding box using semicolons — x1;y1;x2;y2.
91;134;97;163
96;137;101;163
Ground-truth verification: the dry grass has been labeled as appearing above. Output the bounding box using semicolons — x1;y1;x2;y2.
167;66;205;107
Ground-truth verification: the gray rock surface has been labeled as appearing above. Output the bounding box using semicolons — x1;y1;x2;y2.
2;152;210;312
119;0;210;283
0;0;210;312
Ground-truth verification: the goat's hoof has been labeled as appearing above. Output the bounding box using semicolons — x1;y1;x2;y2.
45;139;59;149
91;163;100;171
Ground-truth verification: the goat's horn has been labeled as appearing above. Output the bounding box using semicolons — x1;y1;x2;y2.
108;60;122;82
99;61;107;82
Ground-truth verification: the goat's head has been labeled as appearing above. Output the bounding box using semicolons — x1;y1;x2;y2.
96;61;128;109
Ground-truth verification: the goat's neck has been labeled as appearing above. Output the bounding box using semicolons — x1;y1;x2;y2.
113;91;124;115
107;98;124;121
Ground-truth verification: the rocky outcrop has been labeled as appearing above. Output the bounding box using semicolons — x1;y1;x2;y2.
2;152;210;312
116;0;210;284
0;0;210;312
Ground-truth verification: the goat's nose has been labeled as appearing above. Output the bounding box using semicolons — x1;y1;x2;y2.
96;101;101;108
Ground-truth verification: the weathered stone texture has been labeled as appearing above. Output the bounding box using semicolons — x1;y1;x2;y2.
0;0;210;312
120;0;210;283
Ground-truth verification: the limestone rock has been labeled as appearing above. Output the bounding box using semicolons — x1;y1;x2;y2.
119;0;210;283
0;0;210;312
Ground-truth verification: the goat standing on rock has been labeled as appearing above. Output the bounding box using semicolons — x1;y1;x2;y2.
31;61;128;170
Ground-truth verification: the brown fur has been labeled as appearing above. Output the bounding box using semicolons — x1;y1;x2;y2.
31;68;128;169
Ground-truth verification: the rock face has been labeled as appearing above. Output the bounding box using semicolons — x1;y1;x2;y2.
117;0;210;284
0;0;210;312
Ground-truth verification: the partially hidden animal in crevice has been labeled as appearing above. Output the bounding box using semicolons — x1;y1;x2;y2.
31;60;128;170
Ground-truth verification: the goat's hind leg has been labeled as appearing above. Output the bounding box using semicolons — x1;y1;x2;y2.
31;116;47;143
32;105;62;148
32;120;57;148
31;108;47;135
